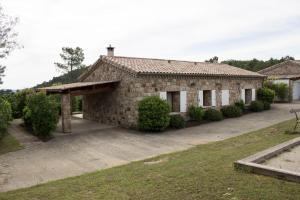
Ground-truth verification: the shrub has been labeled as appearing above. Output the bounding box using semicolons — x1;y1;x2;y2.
264;81;289;102
276;83;289;101
22;106;32;127
204;108;223;121
257;88;275;103
138;96;170;132
188;105;204;121
169;114;185;129
221;105;242;118
249;100;264;112
0;98;12;138
234;100;245;111
24;92;59;141
263;101;271;110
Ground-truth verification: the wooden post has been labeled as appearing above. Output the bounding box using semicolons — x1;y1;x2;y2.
61;93;72;133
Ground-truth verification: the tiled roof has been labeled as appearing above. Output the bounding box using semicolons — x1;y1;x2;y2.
258;60;300;74
104;56;265;77
80;56;264;80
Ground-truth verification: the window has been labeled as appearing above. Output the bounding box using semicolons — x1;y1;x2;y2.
167;91;180;112
198;90;216;107
245;89;252;104
203;90;212;106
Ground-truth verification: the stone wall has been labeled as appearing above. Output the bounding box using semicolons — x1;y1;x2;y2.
82;61;263;128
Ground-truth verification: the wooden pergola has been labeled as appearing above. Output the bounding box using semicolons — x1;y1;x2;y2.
38;81;120;133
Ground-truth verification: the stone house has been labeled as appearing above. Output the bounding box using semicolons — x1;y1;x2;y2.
79;47;264;128
258;60;300;101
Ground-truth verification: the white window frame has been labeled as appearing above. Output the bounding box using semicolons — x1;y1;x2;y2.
221;90;230;106
180;91;187;112
198;90;203;107
211;90;216;107
252;89;256;101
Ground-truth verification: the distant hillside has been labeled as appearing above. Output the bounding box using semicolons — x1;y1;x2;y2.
221;56;294;72
35;67;87;88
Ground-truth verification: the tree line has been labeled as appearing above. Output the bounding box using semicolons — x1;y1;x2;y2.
206;56;295;72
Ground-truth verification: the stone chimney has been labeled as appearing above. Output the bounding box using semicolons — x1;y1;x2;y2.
107;45;114;56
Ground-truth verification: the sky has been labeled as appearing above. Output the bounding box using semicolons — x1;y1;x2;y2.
1;0;300;89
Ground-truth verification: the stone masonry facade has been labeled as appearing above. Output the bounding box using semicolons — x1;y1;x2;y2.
82;61;263;128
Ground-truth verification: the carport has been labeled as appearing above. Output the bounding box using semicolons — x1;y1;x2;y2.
38;81;119;133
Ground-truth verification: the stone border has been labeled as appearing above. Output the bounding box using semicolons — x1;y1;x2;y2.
234;137;300;183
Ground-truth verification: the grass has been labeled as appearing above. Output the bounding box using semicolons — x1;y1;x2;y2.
0;120;300;200
0;133;23;155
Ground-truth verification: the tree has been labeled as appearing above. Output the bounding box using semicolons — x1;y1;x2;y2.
54;47;85;79
0;5;19;84
221;56;295;72
205;56;218;63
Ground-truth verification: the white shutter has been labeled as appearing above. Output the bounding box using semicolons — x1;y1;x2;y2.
198;90;203;107
241;89;245;103
221;90;230;106
252;89;256;101
211;90;216;107
159;92;167;100
180;91;187;112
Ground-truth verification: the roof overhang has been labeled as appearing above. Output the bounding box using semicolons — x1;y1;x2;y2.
37;80;120;96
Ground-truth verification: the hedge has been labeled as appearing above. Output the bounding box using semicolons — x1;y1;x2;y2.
188;105;204;121
0;98;12;139
221;105;242;118
169;114;185;129
138;96;170;132
204;108;223;121
23;92;59;141
249;100;264;112
234;100;245;112
257;87;275;103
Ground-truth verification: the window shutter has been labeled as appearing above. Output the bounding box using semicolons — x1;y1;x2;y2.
241;89;245;103
180;91;187;112
198;90;203;107
221;90;229;106
211;90;216;107
159;92;167;100
252;89;256;101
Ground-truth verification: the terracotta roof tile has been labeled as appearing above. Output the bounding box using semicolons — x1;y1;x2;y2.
102;56;264;78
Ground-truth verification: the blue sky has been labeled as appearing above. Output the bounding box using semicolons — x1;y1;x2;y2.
1;0;300;89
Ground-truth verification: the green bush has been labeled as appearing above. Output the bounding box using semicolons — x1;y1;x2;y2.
204;108;223;121
188;105;204;121
264;81;289;101
221;105;242;118
169;114;185;129
257;88;275;103
276;83;289;101
24;92;59;141
22;106;32;127
234;100;245;111
263;101;271;110
0;98;12;138
249;100;264;112
138;96;170;132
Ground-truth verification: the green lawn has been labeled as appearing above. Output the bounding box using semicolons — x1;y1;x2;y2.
0;133;23;155
0;120;300;200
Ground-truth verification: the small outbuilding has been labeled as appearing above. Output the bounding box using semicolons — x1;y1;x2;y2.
258;60;300;101
77;47;265;128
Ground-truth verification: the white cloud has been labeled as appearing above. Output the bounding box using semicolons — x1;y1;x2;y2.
1;0;300;89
